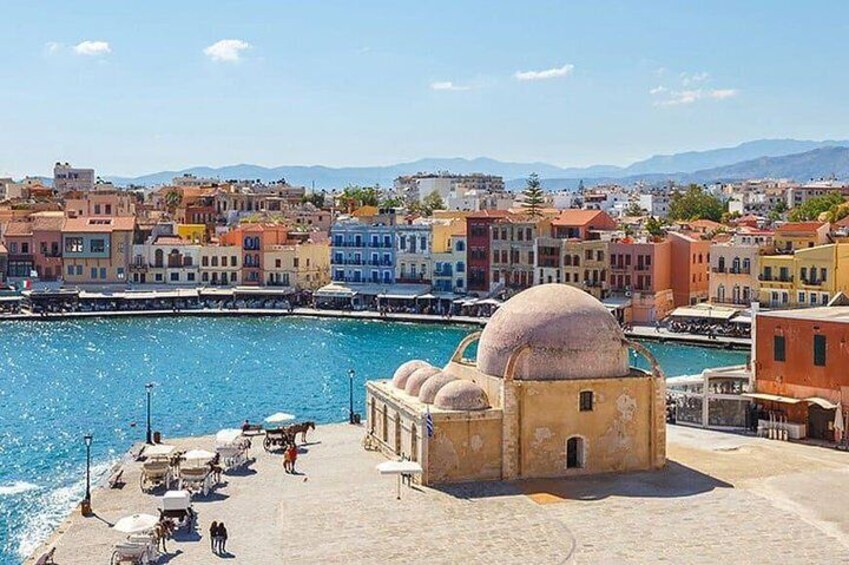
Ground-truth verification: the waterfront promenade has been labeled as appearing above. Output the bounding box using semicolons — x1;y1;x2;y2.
0;306;751;349
27;424;849;564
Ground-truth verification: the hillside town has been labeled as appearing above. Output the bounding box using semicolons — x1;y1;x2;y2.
3;163;849;325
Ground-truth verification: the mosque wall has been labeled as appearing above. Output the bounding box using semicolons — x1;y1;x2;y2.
427;414;503;484
516;375;658;477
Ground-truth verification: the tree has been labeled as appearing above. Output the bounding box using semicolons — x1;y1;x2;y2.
338;184;381;212
422;190;445;215
626;202;645;216
165;189;182;211
645;216;665;237
787;191;845;222
380;196;404;208
301;191;326;208
522;173;545;217
668;185;725;222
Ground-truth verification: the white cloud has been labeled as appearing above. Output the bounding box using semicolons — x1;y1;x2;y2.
514;64;574;81
44;41;63;55
681;71;710;86
649;85;667;95
73;40;111;56
430;81;471;92
203;39;251;62
654;88;738;106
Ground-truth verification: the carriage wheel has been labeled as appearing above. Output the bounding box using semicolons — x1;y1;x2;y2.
139;473;146;492
263;437;272;452
110;550;119;565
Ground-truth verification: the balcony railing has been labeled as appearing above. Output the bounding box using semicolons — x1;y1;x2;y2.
759;274;793;283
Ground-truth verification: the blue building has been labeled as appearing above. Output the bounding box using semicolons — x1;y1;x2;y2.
330;217;396;285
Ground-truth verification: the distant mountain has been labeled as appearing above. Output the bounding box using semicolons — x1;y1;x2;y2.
103;138;849;190
512;146;849;190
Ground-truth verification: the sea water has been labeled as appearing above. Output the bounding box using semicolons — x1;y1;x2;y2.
0;316;747;563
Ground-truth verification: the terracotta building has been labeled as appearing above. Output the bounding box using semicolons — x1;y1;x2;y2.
490;215;551;294
752;307;849;441
466;210;509;293
220;223;292;285
669;231;711;307
31;211;66;281
609;239;674;323
364;284;666;485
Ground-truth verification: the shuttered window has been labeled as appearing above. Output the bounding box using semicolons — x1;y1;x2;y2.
773;335;786;362
814;335;827;367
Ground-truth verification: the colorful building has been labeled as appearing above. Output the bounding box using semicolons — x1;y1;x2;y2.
609;239;673;323
758;243;849;308
263;237;330;290
131;236;201;285
31;211;66;281
550;209;617;239
329;218;396;285
62;217;135;285
199;245;241;286
669;231;711;307
774;222;830;253
430;219;467;295
709;231;772;306
3;221;34;279
752;307;849;441
220;223;292;285
490;215;551;294
395;222;432;284
466;210;509;293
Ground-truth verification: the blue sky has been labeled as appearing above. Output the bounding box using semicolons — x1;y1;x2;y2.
1;1;848;177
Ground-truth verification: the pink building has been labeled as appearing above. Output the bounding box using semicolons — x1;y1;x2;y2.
669;231;711;307
31;212;66;281
609;239;673;323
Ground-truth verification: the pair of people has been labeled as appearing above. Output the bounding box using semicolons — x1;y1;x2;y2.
283;443;298;473
209;521;228;554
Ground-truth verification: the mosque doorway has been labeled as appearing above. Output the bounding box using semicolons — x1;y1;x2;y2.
566;437;584;469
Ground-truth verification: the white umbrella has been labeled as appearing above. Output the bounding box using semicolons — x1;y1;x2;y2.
376;460;423;500
182;449;216;461
215;429;243;444
113;513;159;533
144;444;176;458
265;412;295;424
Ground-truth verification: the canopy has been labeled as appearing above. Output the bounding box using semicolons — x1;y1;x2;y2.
215;429;243;444
731;315;752;325
182;449;216;461
314;284;356;298
160;490;191;511
741;392;802;404
476;298;503;307
805;397;838;410
144;444;176;458
265;412;295;423
376;460;423;475
670;306;737;321
113;513;159;533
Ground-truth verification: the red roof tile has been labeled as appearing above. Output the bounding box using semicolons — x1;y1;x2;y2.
775;222;826;233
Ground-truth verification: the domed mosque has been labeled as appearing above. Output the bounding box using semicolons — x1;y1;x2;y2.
365;284;667;485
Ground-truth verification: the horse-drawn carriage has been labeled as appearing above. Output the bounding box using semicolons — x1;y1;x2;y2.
215;429;252;471
158;490;195;532
139;460;174;493
263;427;294;452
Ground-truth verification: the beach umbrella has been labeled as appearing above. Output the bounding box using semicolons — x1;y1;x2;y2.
182;449;216;461
265;412;295;424
376;460;423;500
113;513;159;533
215;429;243;444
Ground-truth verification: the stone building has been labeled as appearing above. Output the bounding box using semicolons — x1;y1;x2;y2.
364;284;666;485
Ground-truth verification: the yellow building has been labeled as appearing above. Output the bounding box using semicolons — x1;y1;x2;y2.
177;224;207;243
365;284;666;485
263;239;330;290
774;222;830;253
759;243;849;307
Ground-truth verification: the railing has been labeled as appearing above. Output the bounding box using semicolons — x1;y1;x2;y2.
759;275;793;283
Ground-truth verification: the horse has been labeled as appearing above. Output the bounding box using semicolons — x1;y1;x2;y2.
287;421;315;443
154;519;176;552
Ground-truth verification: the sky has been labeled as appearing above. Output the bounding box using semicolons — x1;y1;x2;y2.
1;1;849;178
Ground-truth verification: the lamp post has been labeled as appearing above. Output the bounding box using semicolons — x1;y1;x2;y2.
348;368;355;424
145;382;154;444
82;434;93;516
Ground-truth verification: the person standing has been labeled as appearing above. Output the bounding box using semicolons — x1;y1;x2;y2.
209;521;219;553
287;443;298;474
218;522;229;554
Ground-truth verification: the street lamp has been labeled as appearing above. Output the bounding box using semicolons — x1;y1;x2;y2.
145;382;154;444
348;368;355;424
82;434;93;516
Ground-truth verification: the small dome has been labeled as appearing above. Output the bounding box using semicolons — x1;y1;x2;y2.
418;372;457;404
434;380;489;411
477;284;628;381
392;360;430;389
404;366;442;396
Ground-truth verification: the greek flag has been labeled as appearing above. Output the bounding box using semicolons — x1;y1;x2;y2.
426;410;434;438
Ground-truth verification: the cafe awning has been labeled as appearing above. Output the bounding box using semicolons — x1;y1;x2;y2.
741;392;802;404
804;397;838;410
377;284;430;300
315;284;357;298
670;306;737;321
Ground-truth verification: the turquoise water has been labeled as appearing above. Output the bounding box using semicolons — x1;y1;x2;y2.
0;316;747;563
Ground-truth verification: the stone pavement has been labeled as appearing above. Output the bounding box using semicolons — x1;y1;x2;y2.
28;424;849;564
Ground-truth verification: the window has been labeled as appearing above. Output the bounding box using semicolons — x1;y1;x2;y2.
202;272;209;282
100;268;107;279
90;267;97;279
566;437;583;469
170;272;180;282
187;272;195;282
814;334;827;366
67;265;74;276
579;390;593;411
230;272;237;282
65;237;84;253
117;267;124;279
76;265;82;275
774;335;786;362
202;256;209;267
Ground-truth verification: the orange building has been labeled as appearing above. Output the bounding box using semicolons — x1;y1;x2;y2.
550;209;617;240
669;231;711;307
753;308;849;441
220;223;292;285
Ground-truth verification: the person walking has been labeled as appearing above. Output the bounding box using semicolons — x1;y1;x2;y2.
287;443;298;474
209;521;219;554
218;522;229;554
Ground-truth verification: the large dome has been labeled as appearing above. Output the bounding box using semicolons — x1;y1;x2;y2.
476;284;629;380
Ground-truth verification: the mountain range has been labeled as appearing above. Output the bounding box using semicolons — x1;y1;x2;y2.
102;138;849;190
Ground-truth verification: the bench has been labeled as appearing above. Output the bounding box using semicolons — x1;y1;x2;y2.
34;547;55;565
108;468;125;489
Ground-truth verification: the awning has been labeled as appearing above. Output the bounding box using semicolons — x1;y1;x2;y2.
234;287;294;296
376;460;423;475
670;306;737;321
0;296;22;302
315;284;357;298
741;392;802;404
731;315;752;324
804;397;838;410
476;298;503;306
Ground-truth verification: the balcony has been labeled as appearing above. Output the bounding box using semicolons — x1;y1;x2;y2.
759;274;793;283
369;260;394;267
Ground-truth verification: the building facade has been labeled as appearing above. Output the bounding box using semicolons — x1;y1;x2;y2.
62;217;135;285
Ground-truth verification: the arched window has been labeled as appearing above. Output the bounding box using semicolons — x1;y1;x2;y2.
154;249;164;268
718;256;725;271
732;257;741;272
410;424;418;462
369;399;376;434
456;261;465;273
456;240;465;252
382;405;388;442
717;284;725;302
394;413;402;454
566;436;584;469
